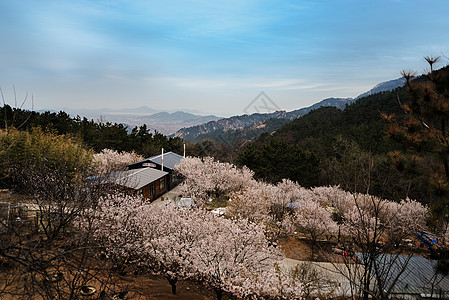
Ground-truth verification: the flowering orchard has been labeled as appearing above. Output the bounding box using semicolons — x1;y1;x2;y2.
88;195;304;299
176;157;428;244
174;156;431;299
88;156;431;299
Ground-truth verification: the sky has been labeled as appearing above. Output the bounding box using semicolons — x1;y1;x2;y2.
1;0;449;117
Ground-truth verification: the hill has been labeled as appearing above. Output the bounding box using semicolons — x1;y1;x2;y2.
173;111;289;142
355;77;406;99
235;66;449;203
174;77;405;145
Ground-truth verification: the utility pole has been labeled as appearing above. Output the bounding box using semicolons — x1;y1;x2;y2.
161;148;164;171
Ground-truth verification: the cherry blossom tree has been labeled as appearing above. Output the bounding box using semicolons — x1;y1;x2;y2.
190;216;285;299
310;185;354;217
88;195;198;294
138;206;212;294
86;195;146;268
229;264;304;300
227;181;276;224
331;192;428;299
0;128;133;299
293;198;339;258
174;156;255;202
270;179;311;223
93;148;143;174
227;179;309;227
88;194;303;299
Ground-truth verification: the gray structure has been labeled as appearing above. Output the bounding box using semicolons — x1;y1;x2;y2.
115;168;168;190
356;253;449;299
128;151;184;190
114;167;169;201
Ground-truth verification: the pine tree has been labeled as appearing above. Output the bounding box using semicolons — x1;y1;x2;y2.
384;56;449;216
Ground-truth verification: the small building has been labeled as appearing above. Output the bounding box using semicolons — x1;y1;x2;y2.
114;167;168;201
128;151;184;191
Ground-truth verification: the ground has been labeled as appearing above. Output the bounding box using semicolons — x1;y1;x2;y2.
279;234;354;263
108;275;215;300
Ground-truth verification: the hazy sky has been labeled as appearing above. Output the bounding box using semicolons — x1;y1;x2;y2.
1;0;448;117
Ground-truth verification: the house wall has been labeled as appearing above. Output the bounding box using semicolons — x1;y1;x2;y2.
140;175;168;201
128;162;179;192
168;172;180;190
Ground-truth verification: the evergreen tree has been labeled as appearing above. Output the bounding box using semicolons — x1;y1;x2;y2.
384;57;449;215
237;140;320;187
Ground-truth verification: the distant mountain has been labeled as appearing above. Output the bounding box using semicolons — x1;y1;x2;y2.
285;97;355;119
174;98;356;143
173;111;288;142
147;111;216;122
355;77;406;99
38;77;406;139
174;77;407;144
54;107;221;135
135;112;221;135
119;106;159;115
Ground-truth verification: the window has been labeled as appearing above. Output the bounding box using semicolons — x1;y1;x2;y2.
160;177;165;190
149;183;155;196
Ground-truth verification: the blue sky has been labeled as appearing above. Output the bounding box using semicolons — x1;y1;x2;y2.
1;0;448;116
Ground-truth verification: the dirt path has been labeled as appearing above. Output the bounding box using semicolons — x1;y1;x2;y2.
151;185;184;207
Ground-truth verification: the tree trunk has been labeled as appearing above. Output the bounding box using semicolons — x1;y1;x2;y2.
214;287;223;300
363;257;373;300
311;240;315;260
311;232;317;260
166;276;178;295
442;152;449;180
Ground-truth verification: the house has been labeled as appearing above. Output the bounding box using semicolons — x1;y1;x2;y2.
114;167;169;201
127;151;184;191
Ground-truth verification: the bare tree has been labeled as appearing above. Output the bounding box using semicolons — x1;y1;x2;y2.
325;192;428;300
0;128;138;299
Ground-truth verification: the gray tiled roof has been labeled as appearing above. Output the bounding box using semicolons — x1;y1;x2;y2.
148;151;184;170
356;253;449;296
115;167;168;190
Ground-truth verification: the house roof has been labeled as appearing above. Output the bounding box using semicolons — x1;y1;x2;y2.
115;167;168;190
129;151;184;170
355;253;449;296
148;151;184;170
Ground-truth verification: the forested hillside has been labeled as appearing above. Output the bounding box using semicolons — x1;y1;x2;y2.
173;77;405;146
237;65;449;212
272;86;408;155
0;107;184;157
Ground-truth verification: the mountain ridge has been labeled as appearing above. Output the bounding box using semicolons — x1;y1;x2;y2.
36;108;223;135
37;76;406;138
174;76;406;143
